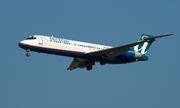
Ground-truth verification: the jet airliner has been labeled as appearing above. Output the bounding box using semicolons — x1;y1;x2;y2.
19;34;174;71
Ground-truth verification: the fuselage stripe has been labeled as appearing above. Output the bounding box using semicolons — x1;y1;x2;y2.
19;43;85;54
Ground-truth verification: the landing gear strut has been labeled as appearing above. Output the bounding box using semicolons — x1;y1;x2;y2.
26;49;30;57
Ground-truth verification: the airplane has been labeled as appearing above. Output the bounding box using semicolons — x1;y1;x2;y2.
18;34;174;71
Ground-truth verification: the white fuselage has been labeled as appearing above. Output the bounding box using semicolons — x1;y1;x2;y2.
19;34;172;70
19;35;112;56
19;34;152;70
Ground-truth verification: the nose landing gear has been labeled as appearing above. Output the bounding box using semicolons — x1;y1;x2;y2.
26;53;30;57
25;49;30;57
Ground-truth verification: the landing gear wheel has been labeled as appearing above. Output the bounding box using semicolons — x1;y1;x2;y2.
100;60;106;65
86;65;93;70
26;53;30;57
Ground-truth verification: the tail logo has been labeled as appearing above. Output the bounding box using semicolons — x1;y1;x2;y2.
134;36;149;54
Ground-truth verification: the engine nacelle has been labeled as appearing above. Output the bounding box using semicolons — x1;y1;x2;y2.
120;51;141;58
134;51;141;58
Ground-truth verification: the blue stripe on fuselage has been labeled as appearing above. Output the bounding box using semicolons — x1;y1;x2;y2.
120;50;135;58
18;43;85;58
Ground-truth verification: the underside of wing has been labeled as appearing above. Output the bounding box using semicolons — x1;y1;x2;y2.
67;58;94;71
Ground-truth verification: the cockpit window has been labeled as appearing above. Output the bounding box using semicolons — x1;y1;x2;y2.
26;36;36;40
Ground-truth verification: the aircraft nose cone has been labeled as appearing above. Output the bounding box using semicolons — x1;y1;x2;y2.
18;41;24;49
18;42;22;48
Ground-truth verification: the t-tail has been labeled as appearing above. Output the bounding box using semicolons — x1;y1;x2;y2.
132;34;174;55
132;34;156;55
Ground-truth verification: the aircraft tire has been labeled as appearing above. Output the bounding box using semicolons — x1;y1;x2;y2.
100;60;106;65
86;65;93;70
26;53;30;57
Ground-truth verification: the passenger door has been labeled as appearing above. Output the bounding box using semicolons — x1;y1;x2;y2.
38;36;43;45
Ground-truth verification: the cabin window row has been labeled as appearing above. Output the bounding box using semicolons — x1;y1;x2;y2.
50;40;102;50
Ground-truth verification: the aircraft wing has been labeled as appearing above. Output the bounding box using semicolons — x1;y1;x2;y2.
86;40;148;59
67;58;89;71
86;34;174;59
67;34;174;71
67;40;148;71
144;34;174;40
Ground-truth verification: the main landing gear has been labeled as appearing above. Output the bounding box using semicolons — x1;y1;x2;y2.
26;49;30;57
85;60;106;71
85;62;95;71
99;55;107;65
100;60;106;65
86;65;93;70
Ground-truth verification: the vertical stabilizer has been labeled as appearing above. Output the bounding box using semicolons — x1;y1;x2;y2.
132;34;156;55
